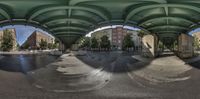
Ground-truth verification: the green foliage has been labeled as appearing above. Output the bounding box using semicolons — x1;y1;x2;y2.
77;37;90;48
47;43;58;49
100;35;110;49
193;35;200;50
54;38;60;44
52;43;58;49
1;30;14;51
158;41;164;48
137;30;146;37
23;43;30;49
91;37;98;48
47;43;53;49
39;39;48;50
122;34;134;50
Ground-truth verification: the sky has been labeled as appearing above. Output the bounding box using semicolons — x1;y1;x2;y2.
188;28;200;35
85;25;200;37
0;25;54;45
86;25;141;37
0;25;140;45
0;25;198;46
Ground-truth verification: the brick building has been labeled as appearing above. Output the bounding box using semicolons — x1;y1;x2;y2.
112;27;127;49
22;31;55;49
91;26;142;50
112;27;142;50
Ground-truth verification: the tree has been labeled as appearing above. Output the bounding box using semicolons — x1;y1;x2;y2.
54;38;60;44
100;35;110;50
122;34;134;51
23;43;30;49
137;30;146;37
77;37;90;48
48;43;53;49
1;29;14;51
91;37;98;49
39;39;48;50
52;38;59;49
193;35;200;50
52;43;58;49
158;41;164;50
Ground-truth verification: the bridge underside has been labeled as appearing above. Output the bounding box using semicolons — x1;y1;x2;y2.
0;0;199;46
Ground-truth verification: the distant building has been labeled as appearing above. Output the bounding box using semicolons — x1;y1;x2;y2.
91;26;142;50
112;27;127;49
91;29;112;42
0;28;18;51
22;31;55;49
127;29;142;50
192;32;200;38
192;32;200;50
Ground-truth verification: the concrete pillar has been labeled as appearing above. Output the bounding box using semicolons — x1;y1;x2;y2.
178;33;194;58
142;34;158;58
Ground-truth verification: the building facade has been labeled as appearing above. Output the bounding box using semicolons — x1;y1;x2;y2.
112;27;127;49
91;26;142;50
0;28;18;51
192;32;200;50
22;31;55;49
192;32;200;37
127;29;142;50
91;29;112;42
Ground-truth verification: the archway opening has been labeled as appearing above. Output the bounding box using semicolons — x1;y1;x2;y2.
0;25;60;73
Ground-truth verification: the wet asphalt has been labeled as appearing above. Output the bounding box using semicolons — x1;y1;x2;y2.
1;53;200;99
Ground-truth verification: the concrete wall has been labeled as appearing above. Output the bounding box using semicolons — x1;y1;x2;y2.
142;34;158;58
178;33;194;58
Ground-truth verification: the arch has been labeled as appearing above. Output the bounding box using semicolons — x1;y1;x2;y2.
50;26;88;32
125;4;200;22
156;30;181;34
0;19;54;36
40;15;97;26
139;16;196;26
27;5;109;21
54;32;85;35
52;29;86;34
68;0;167;6
0;7;11;20
147;25;188;31
48;23;90;29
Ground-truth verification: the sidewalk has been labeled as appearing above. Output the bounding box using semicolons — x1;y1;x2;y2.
128;55;192;83
28;52;111;92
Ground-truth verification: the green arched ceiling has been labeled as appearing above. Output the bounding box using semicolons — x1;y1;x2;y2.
0;0;199;46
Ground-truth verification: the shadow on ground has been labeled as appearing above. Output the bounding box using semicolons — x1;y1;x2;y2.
75;51;152;73
184;55;200;69
0;54;60;73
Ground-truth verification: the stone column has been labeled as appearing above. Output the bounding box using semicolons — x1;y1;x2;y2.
178;33;194;58
142;34;158;58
